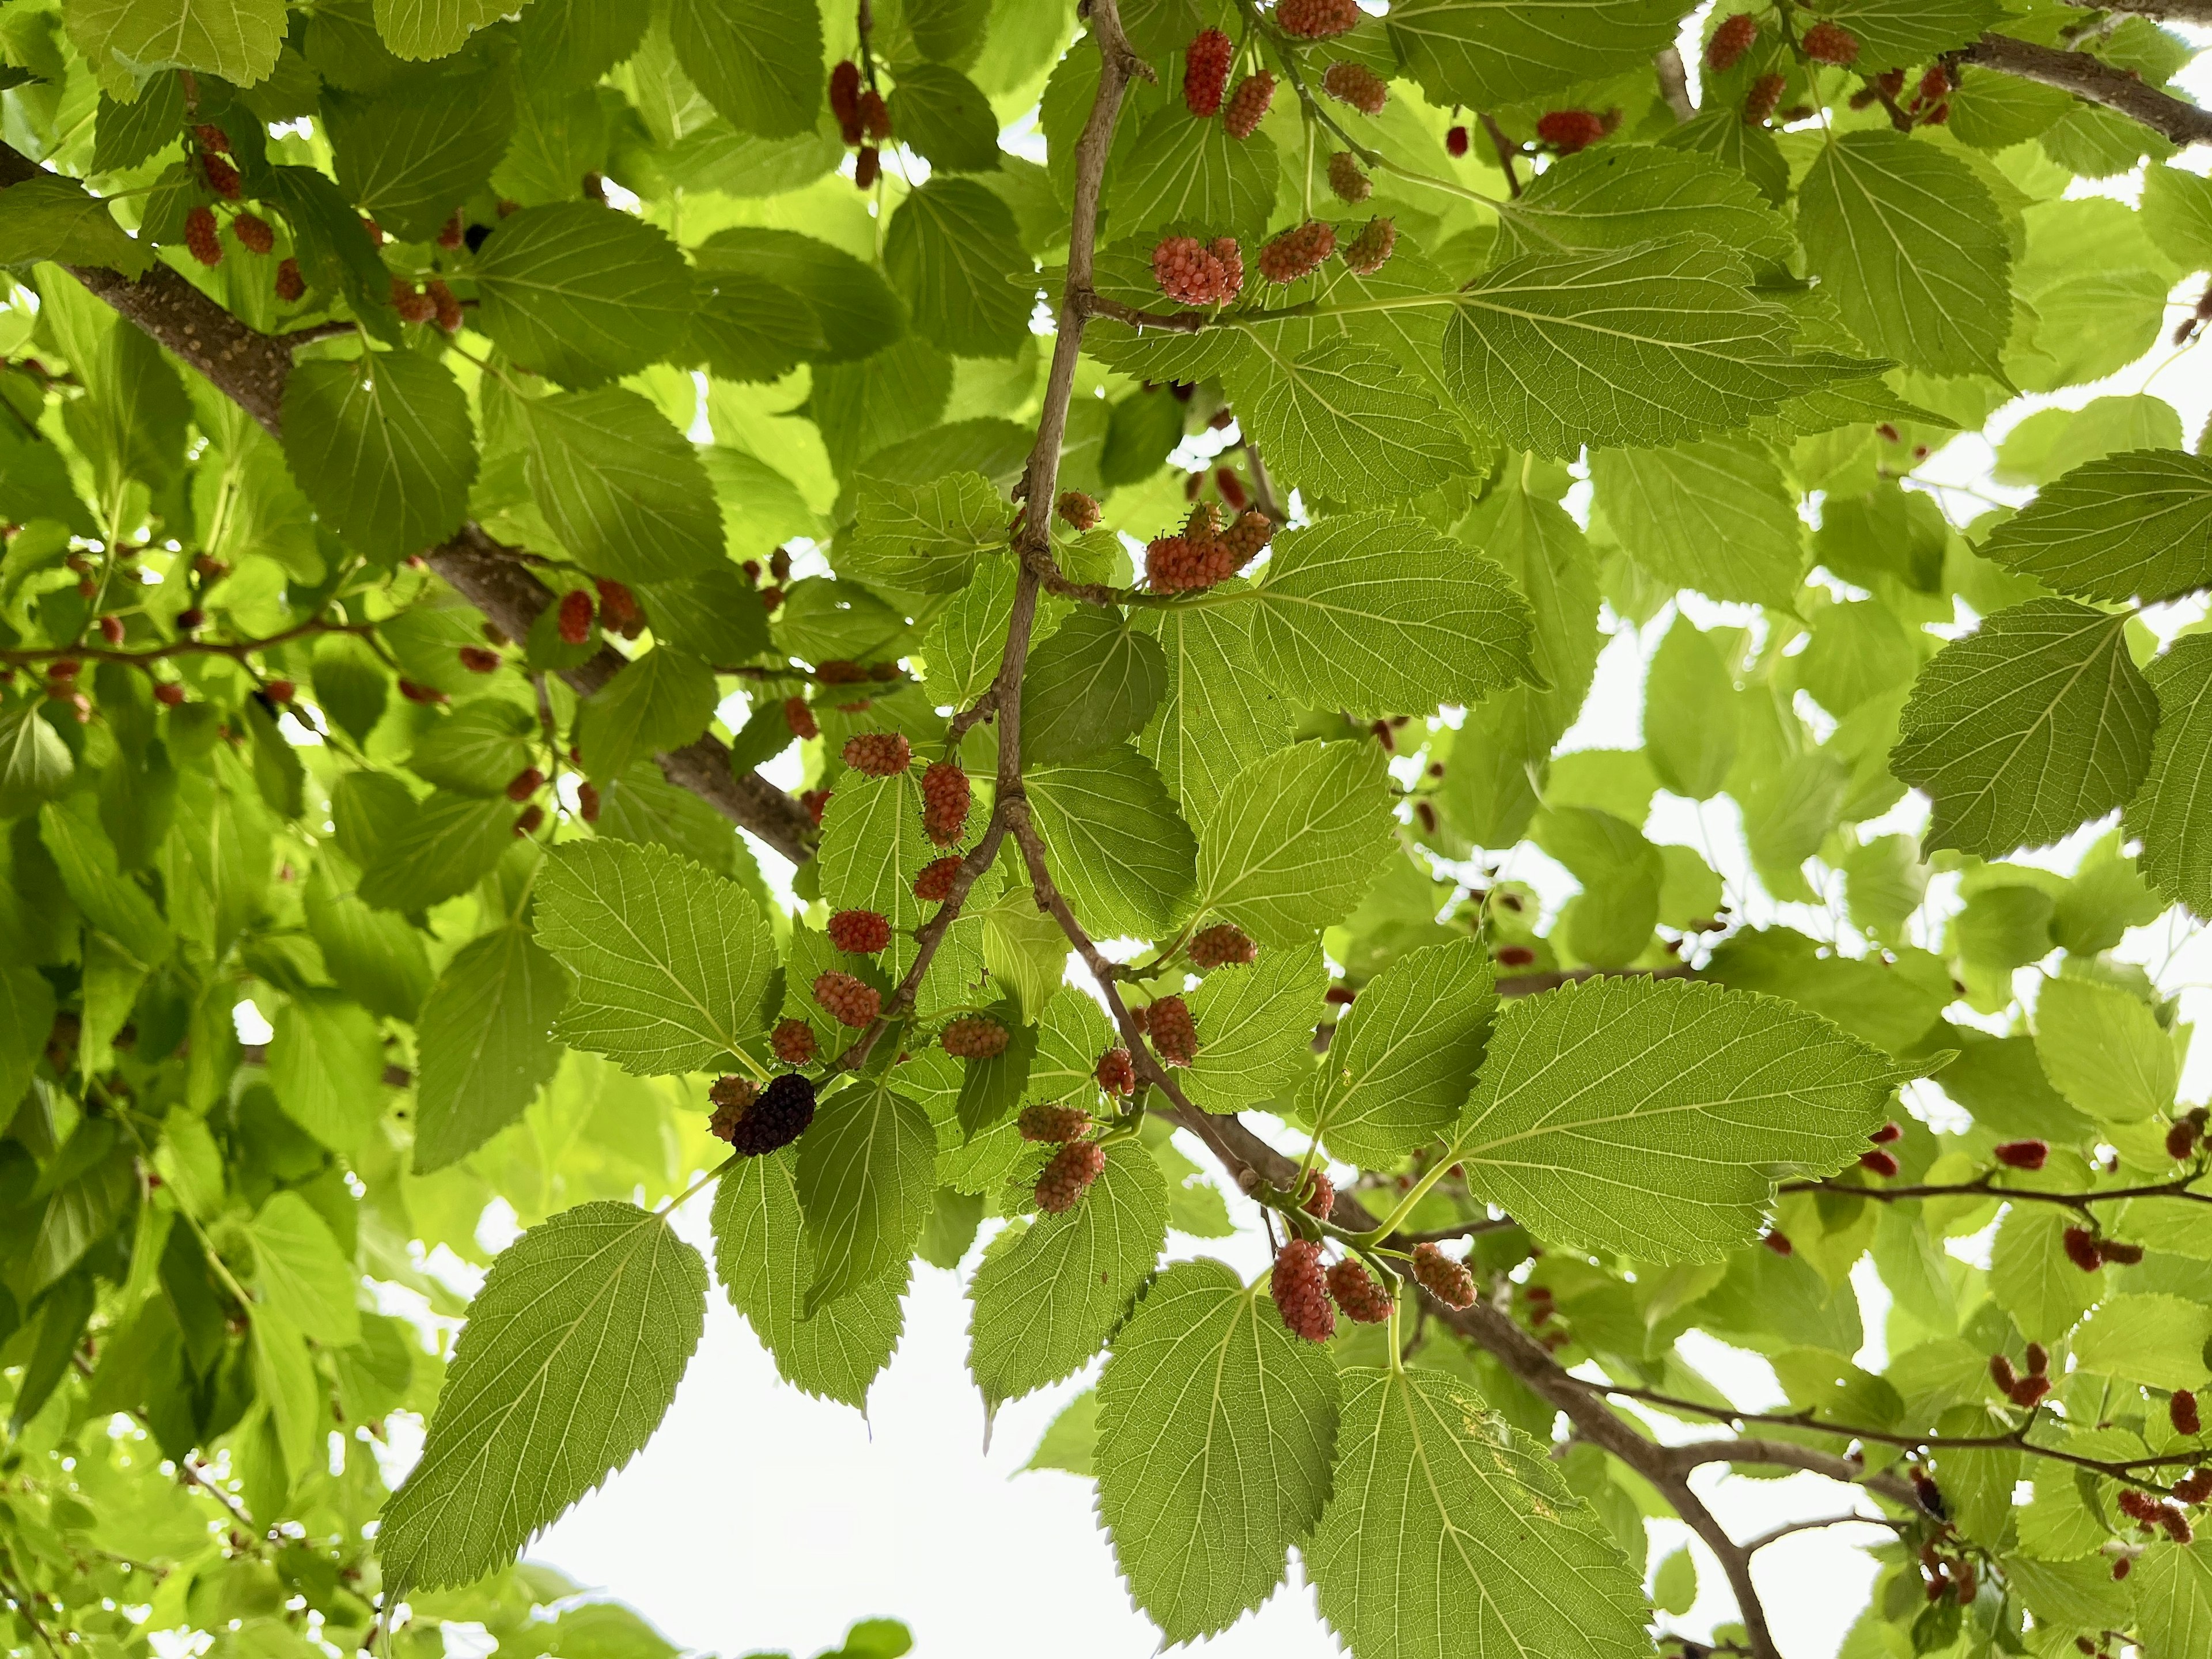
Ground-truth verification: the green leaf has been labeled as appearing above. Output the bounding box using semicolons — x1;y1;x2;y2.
1095;1260;1339;1643
1195;742;1396;948
1891;600;2160;859
506;387;725;585
357;791;517;913
711;1147;906;1409
1021;608;1168;766
695;229;904;364
2073;1293;2212;1391
1107;103;1277;241
575;649;717;784
2133;1536;2212;1659
380;1202;707;1590
305;873;416;1024
1306;937;1494;1167
325;75;515;242
839;471;1004;594
0;706;73;817
967;1141;1167;1406
268;990;388;1149
2130;634;2212;919
2033;975;2177;1124
248;1191;362;1347
689;269;819;382
0;175;151;276
816;771;932;984
1387;0;1686;107
887;63;1001;172
1498;143;1792;266
0;965;56;1112
414;925;571;1172
1133;582;1296;830
40;796;172;966
534;839;775;1075
796;1075;937;1315
1643;618;1737;800
1653;1547;1696;1616
1309;1366;1650;1659
1242;513;1532;715
1797;130;2012;378
666;0;823;139
884;177;1032;359
474;205;695;387
282;352;476;563
1027;747;1198;938
1448;976;1902;1262
62;0;286;93
1179;942;1329;1114
372;0;510;59
407;700;536;796
1443;238;1869;457
1232;340;1468;505
1798;0;2005;66
1591;441;1804;609
1980;448;2212;604
1989;1200;2101;1343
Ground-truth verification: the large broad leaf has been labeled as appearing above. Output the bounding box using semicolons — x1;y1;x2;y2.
533;839;776;1075
373;0;510;59
796;1076;937;1315
666;0;822;139
1134;584;1296;830
1387;0;1686;108
694;229;905;363
1242;514;1532;715
268;991;388;1149
2129;635;2212;919
1446;976;1902;1262
1590;441;1804;609
1308;1366;1651;1659
474;204;694;387
63;0;285;94
2033;975;2177;1125
1797;130;2012;378
1497;144;1793;265
1194;742;1396;947
1442;238;1870;457
356;791;516;914
1306;938;1494;1167
1891;600;2160;859
247;1191;362;1347
711;1148;906;1409
1021;608;1167;766
1095;1260;1339;1644
1107;103;1277;241
574;648;718;783
839;471;1004;594
281;353;476;563
509;387;724;585
413;925;571;1172
324;77;515;241
1228;340;1467;505
1027;747;1198;937
1179;942;1330;1113
0;175;151;276
967;1141;1167;1406
1980;448;2212;604
380;1202;707;1590
884;178;1032;359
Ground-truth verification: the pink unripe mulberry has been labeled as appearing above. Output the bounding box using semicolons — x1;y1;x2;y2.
772;1018;819;1065
1257;220;1336;285
1321;62;1387;115
1801;21;1858;63
2062;1225;2103;1272
1056;490;1101;531
941;1016;1010;1059
1326;150;1370;203
1707;12;1757;71
1153;234;1244;306
1147;995;1198;1066
232;212;275;254
275;257;305;301
557;588;594;645
843;731;912;776
1019;1103;1094;1143
1993;1139;2048;1171
1536;109;1605;153
1036;1140;1107;1213
913;855;963;902
813;971;880;1028
1277;0;1358;39
1341;215;1396;276
1411;1242;1475;1309
1189;923;1257;968
1184;28;1233;116
1299;1169;1334;1219
1096;1047;1137;1095
1327;1257;1393;1323
1744;72;1786;123
785;696;818;740
184;204;222;266
1224;72;1275;139
921;760;970;845
828;909;891;953
1271;1239;1335;1341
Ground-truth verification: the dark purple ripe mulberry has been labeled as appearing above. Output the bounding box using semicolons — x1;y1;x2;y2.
712;1073;816;1155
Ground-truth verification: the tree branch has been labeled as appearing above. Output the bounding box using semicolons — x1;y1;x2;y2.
1779;1172;2212;1210
1738;1512;1902;1555
2061;0;2212;21
1964;32;2212;147
1653;47;1695;123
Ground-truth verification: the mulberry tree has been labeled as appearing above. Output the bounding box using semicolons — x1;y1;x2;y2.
2;1;2212;1656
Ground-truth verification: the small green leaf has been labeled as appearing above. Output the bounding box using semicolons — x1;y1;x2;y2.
1195;742;1396;947
2033;975;2177;1124
357;791;517;914
325;75;515;242
574;649;717;784
1387;0;1685;107
1027;747;1198;938
2129;634;2212;919
1021;608;1168;766
372;0;510;59
666;0;823;138
0;175;151;276
796;1075;937;1315
887;63;1001;172
1180;942;1329;1115
1980;448;2212;604
839;471;1005;594
508;387;726;585
282;351;476;562
248;1191;362;1347
1307;937;1494;1167
413;925;570;1172
407;700;536;797
884;177;1032;359
474;204;695;387
1591;440;1804;609
268;990;388;1149
0;706;74;817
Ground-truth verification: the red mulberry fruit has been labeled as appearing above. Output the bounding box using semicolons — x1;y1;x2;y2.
1801;21;1858;63
155;683;186;707
1744;71;1786;123
461;641;501;673
2099;1238;2144;1266
1322;62;1387;114
2169;1119;2200;1160
1153;234;1244;306
1859;1148;1899;1177
1993;1139;2047;1171
828;909;891;953
785;696;819;740
1190;923;1257;968
819;659;869;684
2175;1390;2202;1436
514;804;547;836
714;1072;816;1156
1147;995;1198;1066
1536;109;1605;153
184;204;222;267
913;855;963;902
577;781;601;823
200;151;242;199
232;212;275;254
1707;12;1757;71
941;1016;1010;1059
392;277;436;324
2009;1373;2050;1408
1762;1230;1791;1254
1222;509;1272;562
1277;0;1359;38
1869;1121;1903;1144
843;731;912;777
1096;1047;1136;1095
505;766;544;801
1989;1353;2017;1393
1326;150;1370;203
1257;219;1336;285
2062;1225;2103;1272
1271;1239;1335;1341
1445;124;1469;157
858;89;891;142
2025;1342;2048;1376
1341;215;1396;276
813;971;880;1028
395;677;444;703
1036;1140;1107;1213
1919;66;1952;103
2176;1468;2212;1504
1299;1169;1334;1218
855;147;880;189
830;59;864;143
1224;71;1275;139
275;257;305;301
1327;1257;1393;1324
193;123;231;154
801;787;832;825
921;760;970;845
427;278;463;334
1056;490;1101;531
772;1018;819;1065
558;588;594;645
1411;1242;1475;1309
1184;28;1233;116
1215;468;1248;510
1019;1103;1093;1143
590;578;642;637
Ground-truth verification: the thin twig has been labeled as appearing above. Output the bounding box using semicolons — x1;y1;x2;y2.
1478;113;1522;196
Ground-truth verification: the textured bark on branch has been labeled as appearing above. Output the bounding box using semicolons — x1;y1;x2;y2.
1965;31;2212;147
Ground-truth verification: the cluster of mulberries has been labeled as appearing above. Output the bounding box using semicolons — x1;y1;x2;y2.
1800;20;1858;63
1153;234;1245;307
557;588;594;645
813;971;880;1028
843;732;912;777
710;1073;817;1156
1257;219;1336;284
1342;216;1397;276
1145;501;1272;593
1325;1257;1393;1324
913;854;963;902
1277;0;1358;37
921;760;970;844
1326;151;1370;204
2119;1487;2195;1544
828;59;893;188
1184;28;1233;115
828;909;891;953
1411;1242;1475;1309
1147;995;1199;1067
2166;1107;2209;1160
1036;1141;1107;1213
941;1016;1010;1059
1019;1103;1093;1143
1189;923;1257;969
1988;1343;2052;1410
1271;1240;1336;1340
1096;1046;1137;1096
772;1018;819;1065
1321;62;1388;115
2063;1226;2143;1271
1535;109;1607;154
1224;71;1275;139
1706;12;1757;71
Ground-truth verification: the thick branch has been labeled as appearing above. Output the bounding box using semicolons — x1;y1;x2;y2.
1654;47;1695;123
1964;32;2212;146
2061;0;2212;20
